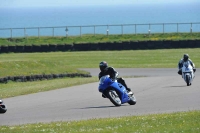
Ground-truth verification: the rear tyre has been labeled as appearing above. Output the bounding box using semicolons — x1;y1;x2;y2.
186;75;190;86
106;90;121;106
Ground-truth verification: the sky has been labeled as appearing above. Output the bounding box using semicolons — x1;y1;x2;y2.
0;0;200;8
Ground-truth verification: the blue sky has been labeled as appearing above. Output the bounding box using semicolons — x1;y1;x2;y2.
1;0;200;7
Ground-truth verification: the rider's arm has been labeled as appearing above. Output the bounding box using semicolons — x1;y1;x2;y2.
98;72;102;80
189;59;195;68
109;67;118;80
178;59;183;69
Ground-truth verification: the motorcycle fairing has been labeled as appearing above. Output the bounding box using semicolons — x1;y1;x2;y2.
98;75;130;104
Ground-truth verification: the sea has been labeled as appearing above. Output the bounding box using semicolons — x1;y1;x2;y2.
0;3;200;38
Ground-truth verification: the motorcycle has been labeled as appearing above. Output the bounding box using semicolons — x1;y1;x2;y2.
181;61;195;86
98;75;136;106
0;99;7;113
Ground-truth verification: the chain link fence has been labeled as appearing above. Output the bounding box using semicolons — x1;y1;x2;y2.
0;22;200;38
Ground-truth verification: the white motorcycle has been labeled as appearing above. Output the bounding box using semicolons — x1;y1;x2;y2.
0;99;7;113
181;61;195;86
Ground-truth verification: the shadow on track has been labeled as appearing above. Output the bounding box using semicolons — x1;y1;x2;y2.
78;105;128;109
163;85;187;88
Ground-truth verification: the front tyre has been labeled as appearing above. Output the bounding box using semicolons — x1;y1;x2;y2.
186;75;190;86
106;90;121;106
0;100;7;114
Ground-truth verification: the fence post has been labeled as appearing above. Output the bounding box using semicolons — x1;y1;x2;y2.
135;24;137;35
38;28;39;38
163;23;165;34
94;26;96;36
80;26;81;37
121;25;123;35
24;28;26;38
10;28;12;38
177;23;179;33
148;24;151;35
107;25;109;36
52;27;54;37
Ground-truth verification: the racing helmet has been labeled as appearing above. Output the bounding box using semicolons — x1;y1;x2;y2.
99;61;108;72
183;54;189;61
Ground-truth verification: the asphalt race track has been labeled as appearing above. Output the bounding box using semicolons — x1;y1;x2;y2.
0;68;200;126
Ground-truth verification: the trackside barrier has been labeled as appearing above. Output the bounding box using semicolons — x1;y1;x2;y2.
0;73;92;83
0;40;200;53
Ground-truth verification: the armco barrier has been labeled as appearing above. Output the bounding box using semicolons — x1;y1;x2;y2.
0;40;200;53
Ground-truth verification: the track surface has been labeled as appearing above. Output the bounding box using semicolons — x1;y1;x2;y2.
0;68;200;126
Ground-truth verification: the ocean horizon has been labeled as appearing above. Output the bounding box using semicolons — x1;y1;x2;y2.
0;3;200;37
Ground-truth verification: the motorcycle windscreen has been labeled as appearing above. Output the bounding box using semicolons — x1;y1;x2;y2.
98;75;112;92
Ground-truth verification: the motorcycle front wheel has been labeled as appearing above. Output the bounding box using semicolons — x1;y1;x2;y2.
186;75;190;86
106;90;121;106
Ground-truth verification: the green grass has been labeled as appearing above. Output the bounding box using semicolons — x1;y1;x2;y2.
0;49;199;131
0;110;199;133
0;49;200;78
0;77;98;99
0;48;199;98
0;33;200;46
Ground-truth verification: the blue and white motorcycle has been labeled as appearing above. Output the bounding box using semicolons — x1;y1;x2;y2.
182;61;195;86
98;75;136;106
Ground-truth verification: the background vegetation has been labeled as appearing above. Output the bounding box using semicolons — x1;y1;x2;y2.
0;33;200;46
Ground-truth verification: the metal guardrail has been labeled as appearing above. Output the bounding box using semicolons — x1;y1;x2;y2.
0;22;200;38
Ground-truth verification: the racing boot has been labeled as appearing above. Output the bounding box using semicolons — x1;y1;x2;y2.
126;88;134;95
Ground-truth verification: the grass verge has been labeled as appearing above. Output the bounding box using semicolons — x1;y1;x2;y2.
0;77;98;99
0;49;199;77
0;110;199;133
0;48;199;98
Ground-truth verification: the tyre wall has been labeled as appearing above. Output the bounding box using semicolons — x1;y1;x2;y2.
0;73;92;83
0;40;200;53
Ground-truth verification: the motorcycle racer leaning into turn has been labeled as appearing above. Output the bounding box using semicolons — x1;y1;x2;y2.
177;54;196;75
98;61;133;98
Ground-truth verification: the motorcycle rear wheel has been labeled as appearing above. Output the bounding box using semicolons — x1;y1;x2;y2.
128;94;137;105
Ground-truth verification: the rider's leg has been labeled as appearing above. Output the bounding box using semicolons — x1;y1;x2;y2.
117;78;131;92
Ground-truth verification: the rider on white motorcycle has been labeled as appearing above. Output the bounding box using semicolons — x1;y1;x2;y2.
98;61;133;97
177;54;196;75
